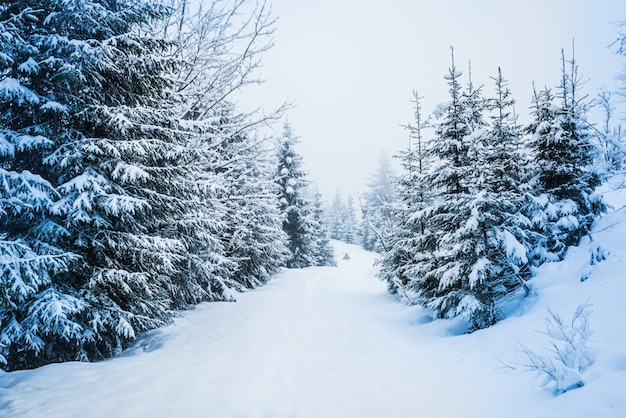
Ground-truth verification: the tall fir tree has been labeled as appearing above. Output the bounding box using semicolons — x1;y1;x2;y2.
0;0;194;369
377;92;432;295
276;122;334;268
327;191;345;241
380;51;478;316
398;52;484;325
341;195;359;244
380;56;531;330
524;50;605;263
216;111;290;288
310;192;337;266
161;1;288;296
452;68;530;329
0;0;287;370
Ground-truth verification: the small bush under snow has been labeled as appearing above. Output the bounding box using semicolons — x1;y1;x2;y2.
518;303;594;395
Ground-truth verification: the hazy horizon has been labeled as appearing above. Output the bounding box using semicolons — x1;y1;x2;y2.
239;0;626;201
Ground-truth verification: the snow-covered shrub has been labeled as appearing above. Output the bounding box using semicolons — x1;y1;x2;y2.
519;303;594;395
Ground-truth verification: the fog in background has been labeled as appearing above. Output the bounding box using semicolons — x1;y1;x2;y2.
238;0;626;200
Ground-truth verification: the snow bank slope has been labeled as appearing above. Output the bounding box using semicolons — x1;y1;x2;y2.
1;215;626;417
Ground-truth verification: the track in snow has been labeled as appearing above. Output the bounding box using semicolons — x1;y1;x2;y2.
3;239;626;418
0;243;442;417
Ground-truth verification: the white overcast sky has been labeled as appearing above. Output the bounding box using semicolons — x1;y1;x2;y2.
239;0;626;200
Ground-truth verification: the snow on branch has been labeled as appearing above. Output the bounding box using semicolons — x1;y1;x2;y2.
517;302;594;395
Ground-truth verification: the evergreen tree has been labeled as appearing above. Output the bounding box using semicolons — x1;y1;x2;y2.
0;0;285;370
380;51;477;315
398;53;484;324
524;86;563;263
453;68;530;329
377;91;431;295
341;195;359;244
310;192;337;266
161;1;287;295
0;0;192;370
327;191;345;241
524;50;605;263
276;122;334;268
217;112;289;288
360;151;395;252
380;57;530;330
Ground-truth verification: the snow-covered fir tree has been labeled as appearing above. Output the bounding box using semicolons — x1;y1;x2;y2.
380;52;477;318
404;57;503;329
377;92;432;294
213;110;289;288
327;191;345;241
0;0;288;370
451;68;531;329
0;5;81;365
360;151;395;252
524;50;605;264
159;0;289;295
398;54;491;324
276;122;334;268
0;0;192;370
379;56;533;330
310;192;337;267
341;195;359;244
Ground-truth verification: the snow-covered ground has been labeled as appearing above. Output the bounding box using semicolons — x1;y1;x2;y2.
1;188;626;417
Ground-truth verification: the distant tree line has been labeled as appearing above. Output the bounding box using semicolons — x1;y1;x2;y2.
325;154;396;252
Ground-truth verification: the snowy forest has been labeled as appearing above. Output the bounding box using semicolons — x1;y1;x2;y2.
375;48;609;331
355;43;616;328
1;0;626;400
3;0;626;416
0;0;335;371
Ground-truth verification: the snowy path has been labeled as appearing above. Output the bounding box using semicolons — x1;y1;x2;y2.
1;241;626;417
